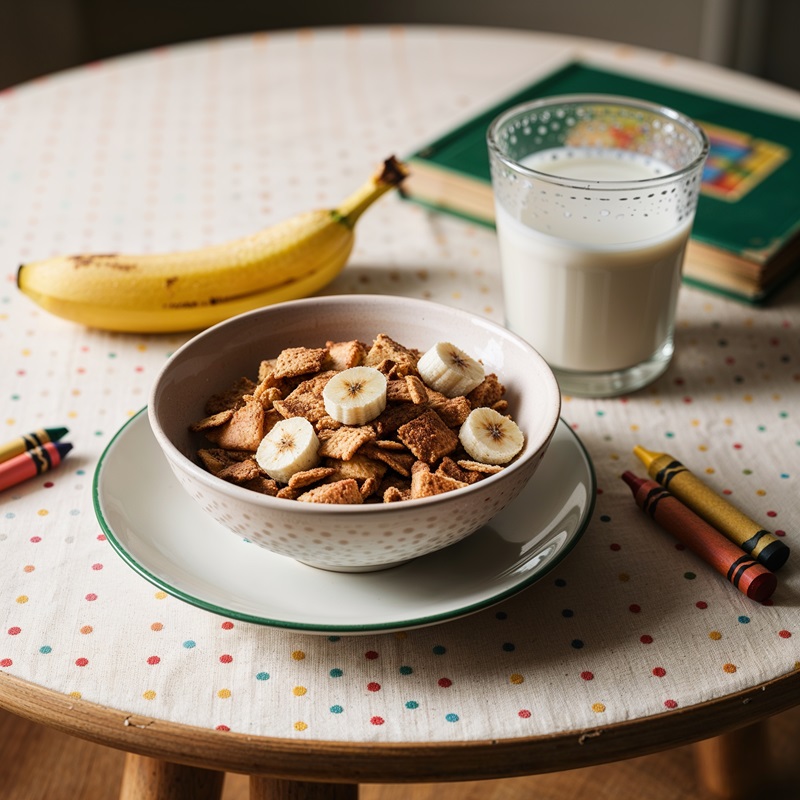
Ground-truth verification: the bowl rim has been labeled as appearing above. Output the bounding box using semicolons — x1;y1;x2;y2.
147;294;562;515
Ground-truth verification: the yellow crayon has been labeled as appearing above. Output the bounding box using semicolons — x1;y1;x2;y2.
633;445;790;572
0;427;69;464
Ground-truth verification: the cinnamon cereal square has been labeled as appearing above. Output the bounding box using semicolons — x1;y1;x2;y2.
467;373;505;409
298;478;363;505
405;374;428;404
243;475;280;496
196;447;251;475
436;456;483;485
410;462;468;498
288;466;337;489
397;410;458;464
324;454;387;483
427;393;472;427
273;346;328;379
274;371;338;420
360;442;415;477
457;459;505;475
371;403;428;436
202;396;266;451
318;426;375;460
190;409;234;433
364;334;419;377
217;458;262;485
325;340;367;371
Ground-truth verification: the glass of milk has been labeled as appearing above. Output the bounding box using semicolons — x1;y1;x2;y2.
487;95;709;397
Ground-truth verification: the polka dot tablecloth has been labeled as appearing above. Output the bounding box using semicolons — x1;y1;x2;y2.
1;26;798;743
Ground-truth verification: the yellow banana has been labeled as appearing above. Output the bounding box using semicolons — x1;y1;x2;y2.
17;156;407;333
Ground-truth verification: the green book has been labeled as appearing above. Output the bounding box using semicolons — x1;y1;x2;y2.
402;61;800;303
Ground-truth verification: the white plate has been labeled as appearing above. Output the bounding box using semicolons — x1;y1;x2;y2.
93;409;595;634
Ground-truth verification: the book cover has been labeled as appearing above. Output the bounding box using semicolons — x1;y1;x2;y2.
403;61;800;303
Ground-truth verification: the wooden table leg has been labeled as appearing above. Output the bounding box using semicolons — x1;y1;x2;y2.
118;753;225;800
250;777;358;800
693;721;769;800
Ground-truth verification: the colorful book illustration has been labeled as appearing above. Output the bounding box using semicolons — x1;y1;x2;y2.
402;61;800;303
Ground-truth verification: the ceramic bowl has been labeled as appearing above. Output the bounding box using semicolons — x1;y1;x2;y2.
148;294;561;572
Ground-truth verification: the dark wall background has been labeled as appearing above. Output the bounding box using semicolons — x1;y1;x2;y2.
0;0;798;92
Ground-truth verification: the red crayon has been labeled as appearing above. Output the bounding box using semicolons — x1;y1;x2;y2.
0;441;73;492
622;471;776;603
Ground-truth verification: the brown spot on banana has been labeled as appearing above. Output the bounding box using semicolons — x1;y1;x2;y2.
70;254;138;271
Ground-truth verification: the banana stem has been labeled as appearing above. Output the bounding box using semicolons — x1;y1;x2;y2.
334;156;408;228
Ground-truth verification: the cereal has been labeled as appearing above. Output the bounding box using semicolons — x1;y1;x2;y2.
397;410;459;464
364;334;420;377
273;346;329;378
325;339;368;371
410;463;469;499
190;333;522;504
201;397;267;451
298;478;363;505
318;426;376;460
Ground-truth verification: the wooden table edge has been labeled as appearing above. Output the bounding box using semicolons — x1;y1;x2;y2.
2;668;799;783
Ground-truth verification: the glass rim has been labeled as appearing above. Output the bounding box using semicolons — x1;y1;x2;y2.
486;93;710;190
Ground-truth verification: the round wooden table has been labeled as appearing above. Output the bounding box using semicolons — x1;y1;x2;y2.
1;25;798;800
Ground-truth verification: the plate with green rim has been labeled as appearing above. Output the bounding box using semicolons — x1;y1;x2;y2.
93;408;595;634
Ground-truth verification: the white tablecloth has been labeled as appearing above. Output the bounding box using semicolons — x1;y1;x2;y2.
1;26;798;742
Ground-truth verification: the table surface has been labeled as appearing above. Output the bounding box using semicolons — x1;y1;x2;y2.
1;24;799;782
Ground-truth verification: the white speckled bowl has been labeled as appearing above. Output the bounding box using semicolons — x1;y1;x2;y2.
148;295;561;572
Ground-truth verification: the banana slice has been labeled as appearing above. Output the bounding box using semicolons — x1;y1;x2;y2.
322;366;387;425
458;407;524;465
416;342;485;397
255;417;320;484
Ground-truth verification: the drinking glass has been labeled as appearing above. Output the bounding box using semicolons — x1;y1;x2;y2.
487;95;709;397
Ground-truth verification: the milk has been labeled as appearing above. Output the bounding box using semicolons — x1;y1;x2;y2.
494;148;692;374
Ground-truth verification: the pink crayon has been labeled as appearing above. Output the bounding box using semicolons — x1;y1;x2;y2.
622;471;776;603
